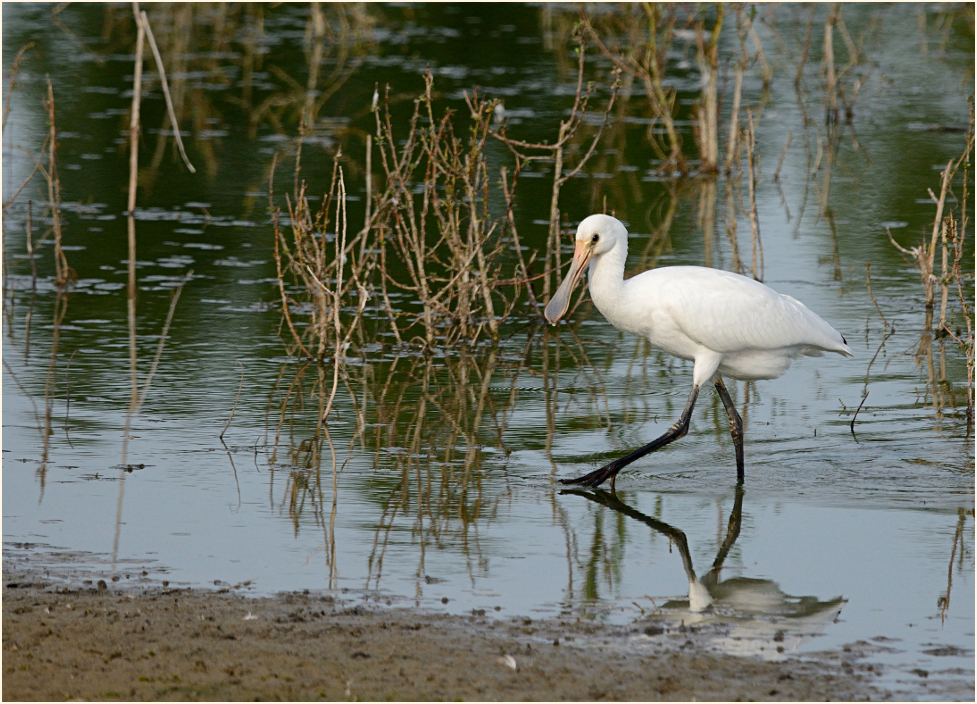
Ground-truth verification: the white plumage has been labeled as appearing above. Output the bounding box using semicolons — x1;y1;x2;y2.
545;214;852;490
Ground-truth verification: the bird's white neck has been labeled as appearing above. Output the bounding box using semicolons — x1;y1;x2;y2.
587;237;630;325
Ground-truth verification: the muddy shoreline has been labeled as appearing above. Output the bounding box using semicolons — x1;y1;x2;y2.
2;574;887;702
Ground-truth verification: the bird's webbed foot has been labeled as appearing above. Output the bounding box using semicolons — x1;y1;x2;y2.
559;462;619;490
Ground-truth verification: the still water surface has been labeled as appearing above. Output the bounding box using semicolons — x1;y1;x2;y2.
3;3;974;699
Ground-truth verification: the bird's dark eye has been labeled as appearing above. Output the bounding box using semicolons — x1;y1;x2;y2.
591;234;600;244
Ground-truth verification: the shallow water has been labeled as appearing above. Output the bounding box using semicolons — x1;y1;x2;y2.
3;3;974;699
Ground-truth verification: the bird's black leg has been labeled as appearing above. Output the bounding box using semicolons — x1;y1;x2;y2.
714;377;744;483
560;385;700;491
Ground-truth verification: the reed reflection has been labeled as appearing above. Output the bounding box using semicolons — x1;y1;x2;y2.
265;338;544;596
563;487;846;659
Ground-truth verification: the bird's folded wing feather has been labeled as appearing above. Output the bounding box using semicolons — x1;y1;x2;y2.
660;273;847;353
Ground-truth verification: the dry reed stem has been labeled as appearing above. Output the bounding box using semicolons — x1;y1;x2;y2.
926;159;953;307
316;168;350;548
361;134;372;236
938;215;951;331
138;8;196;173
43;78;71;288
947;216;974;421
321;167;348;424
271;186;312;357
128;4;145;214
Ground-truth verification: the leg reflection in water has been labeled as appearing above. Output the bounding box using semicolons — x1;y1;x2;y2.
561;486;846;658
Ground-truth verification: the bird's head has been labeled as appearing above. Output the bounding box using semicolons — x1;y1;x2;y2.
544;214;627;324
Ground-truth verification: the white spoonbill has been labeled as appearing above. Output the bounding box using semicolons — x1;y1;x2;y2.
544;214;852;490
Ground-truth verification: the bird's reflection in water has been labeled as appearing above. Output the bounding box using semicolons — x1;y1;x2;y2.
562;487;846;659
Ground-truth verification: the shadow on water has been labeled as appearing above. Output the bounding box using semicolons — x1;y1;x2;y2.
563;486;845;659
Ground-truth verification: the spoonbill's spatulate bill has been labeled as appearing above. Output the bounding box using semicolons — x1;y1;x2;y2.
544;214;853;491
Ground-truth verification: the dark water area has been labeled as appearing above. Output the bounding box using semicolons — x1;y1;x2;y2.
3;4;974;698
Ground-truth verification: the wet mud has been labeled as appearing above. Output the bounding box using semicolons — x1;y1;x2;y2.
2;578;881;702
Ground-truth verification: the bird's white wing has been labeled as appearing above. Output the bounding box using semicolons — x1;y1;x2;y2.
654;268;849;354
